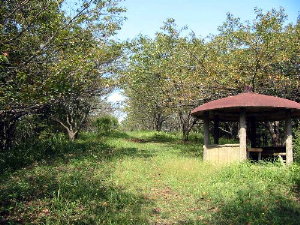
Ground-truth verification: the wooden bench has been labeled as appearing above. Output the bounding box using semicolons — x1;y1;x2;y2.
261;147;286;163
247;148;263;160
247;147;286;163
273;152;286;164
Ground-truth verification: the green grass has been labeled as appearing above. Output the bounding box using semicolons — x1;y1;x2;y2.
1;131;300;224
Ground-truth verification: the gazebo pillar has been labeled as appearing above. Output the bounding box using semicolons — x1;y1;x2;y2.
239;110;247;160
285;111;293;165
203;115;210;161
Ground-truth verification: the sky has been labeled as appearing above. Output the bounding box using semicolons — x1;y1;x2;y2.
116;0;300;40
108;0;300;120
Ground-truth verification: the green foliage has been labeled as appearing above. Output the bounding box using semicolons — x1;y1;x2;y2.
123;21;203;137
294;129;300;163
95;115;119;136
0;132;67;174
122;8;300;136
0;0;126;149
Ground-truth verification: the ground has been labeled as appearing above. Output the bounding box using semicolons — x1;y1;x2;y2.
1;131;300;224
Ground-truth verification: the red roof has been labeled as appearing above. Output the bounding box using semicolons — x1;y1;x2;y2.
191;92;300;121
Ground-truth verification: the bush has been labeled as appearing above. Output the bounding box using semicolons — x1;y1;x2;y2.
294;130;300;163
0;132;69;173
94;115;119;136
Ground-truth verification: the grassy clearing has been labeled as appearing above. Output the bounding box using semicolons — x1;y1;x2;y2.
1;131;300;224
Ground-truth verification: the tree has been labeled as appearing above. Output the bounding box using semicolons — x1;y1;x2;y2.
95;115;119;136
212;8;300;144
122;36;171;131
123;20;205;139
212;8;299;96
0;0;125;149
122;8;300;141
51;96;90;141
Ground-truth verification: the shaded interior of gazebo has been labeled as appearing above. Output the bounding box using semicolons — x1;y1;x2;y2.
191;92;300;165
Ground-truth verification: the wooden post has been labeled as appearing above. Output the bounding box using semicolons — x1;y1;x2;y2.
285;111;293;165
213;116;219;144
239;110;247;160
203;115;210;161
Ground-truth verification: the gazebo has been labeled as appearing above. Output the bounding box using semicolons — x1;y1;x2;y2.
191;91;300;165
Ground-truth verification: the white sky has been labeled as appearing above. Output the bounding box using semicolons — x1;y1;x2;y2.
107;91;126;102
107;90;127;122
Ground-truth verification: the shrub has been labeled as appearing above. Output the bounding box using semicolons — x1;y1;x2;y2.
94;115;119;136
294;130;300;163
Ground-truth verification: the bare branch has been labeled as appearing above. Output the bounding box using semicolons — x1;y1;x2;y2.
52;117;70;131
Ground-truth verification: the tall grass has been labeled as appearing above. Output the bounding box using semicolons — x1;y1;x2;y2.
1;131;300;224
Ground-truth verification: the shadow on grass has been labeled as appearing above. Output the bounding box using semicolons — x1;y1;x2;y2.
210;192;300;224
145;132;178;143
144;132;203;144
0;163;153;224
124;133;177;144
0;131;152;175
0;131;156;224
81;131;131;140
183;188;300;225
108;131;131;139
0;138;106;175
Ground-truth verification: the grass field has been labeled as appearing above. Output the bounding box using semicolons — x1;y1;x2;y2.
1;131;300;224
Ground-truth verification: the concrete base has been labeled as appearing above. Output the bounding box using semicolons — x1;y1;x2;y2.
203;144;243;164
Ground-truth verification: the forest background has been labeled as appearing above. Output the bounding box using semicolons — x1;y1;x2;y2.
0;0;299;149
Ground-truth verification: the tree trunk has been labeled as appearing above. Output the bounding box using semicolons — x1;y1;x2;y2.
67;129;78;141
178;111;198;141
182;126;189;142
53;117;79;141
267;121;281;146
0;118;17;151
154;113;164;131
